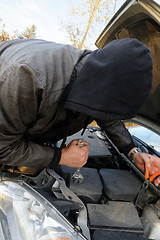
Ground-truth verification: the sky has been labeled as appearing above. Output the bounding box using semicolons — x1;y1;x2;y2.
0;0;70;42
0;0;160;49
0;0;127;48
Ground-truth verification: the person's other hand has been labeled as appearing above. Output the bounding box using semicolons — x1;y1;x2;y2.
147;154;160;187
132;151;160;187
59;139;89;168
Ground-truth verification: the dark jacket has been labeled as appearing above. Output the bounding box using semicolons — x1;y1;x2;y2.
0;39;152;170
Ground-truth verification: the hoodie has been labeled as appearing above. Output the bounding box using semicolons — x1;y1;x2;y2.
64;38;153;122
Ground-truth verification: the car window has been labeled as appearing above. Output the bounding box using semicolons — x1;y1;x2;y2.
125;123;160;152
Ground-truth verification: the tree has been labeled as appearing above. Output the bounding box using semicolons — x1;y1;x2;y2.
0;18;16;42
63;0;117;49
18;25;36;39
0;19;36;42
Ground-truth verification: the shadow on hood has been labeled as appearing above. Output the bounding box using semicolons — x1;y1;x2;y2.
64;38;153;121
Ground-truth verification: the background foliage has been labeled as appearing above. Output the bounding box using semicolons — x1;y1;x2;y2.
62;0;117;49
0;18;36;42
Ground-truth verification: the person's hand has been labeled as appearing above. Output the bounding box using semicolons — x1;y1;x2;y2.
131;150;160;187
59;139;89;168
131;151;150;172
146;154;160;187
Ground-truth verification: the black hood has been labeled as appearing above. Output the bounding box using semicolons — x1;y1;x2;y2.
64;38;153;121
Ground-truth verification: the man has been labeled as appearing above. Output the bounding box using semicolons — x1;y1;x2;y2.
0;38;160;186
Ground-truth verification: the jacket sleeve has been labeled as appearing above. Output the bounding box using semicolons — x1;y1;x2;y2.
97;120;135;156
0;63;58;169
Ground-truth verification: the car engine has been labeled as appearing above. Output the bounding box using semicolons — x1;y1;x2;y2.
58;127;160;239
0;126;160;240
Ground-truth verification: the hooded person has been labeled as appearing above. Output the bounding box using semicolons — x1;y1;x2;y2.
64;38;153;156
64;38;152;121
0;37;155;178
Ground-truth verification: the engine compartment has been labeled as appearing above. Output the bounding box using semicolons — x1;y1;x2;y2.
59;126;160;239
61;167;144;232
1;125;160;240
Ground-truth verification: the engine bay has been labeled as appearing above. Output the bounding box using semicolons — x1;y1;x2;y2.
0;125;160;240
58;127;160;239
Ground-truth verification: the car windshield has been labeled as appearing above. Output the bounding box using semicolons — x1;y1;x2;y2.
125;124;160;153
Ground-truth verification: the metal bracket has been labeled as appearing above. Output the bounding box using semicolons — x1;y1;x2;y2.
47;169;91;240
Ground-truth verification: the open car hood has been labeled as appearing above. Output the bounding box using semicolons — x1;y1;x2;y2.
96;0;160;133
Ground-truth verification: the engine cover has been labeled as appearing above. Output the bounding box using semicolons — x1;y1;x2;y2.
61;166;103;203
100;169;142;201
87;202;143;233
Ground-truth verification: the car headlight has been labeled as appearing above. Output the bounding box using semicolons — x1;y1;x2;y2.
0;180;86;240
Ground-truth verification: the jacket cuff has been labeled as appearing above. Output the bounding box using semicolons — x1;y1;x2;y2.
120;142;136;156
49;147;62;172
